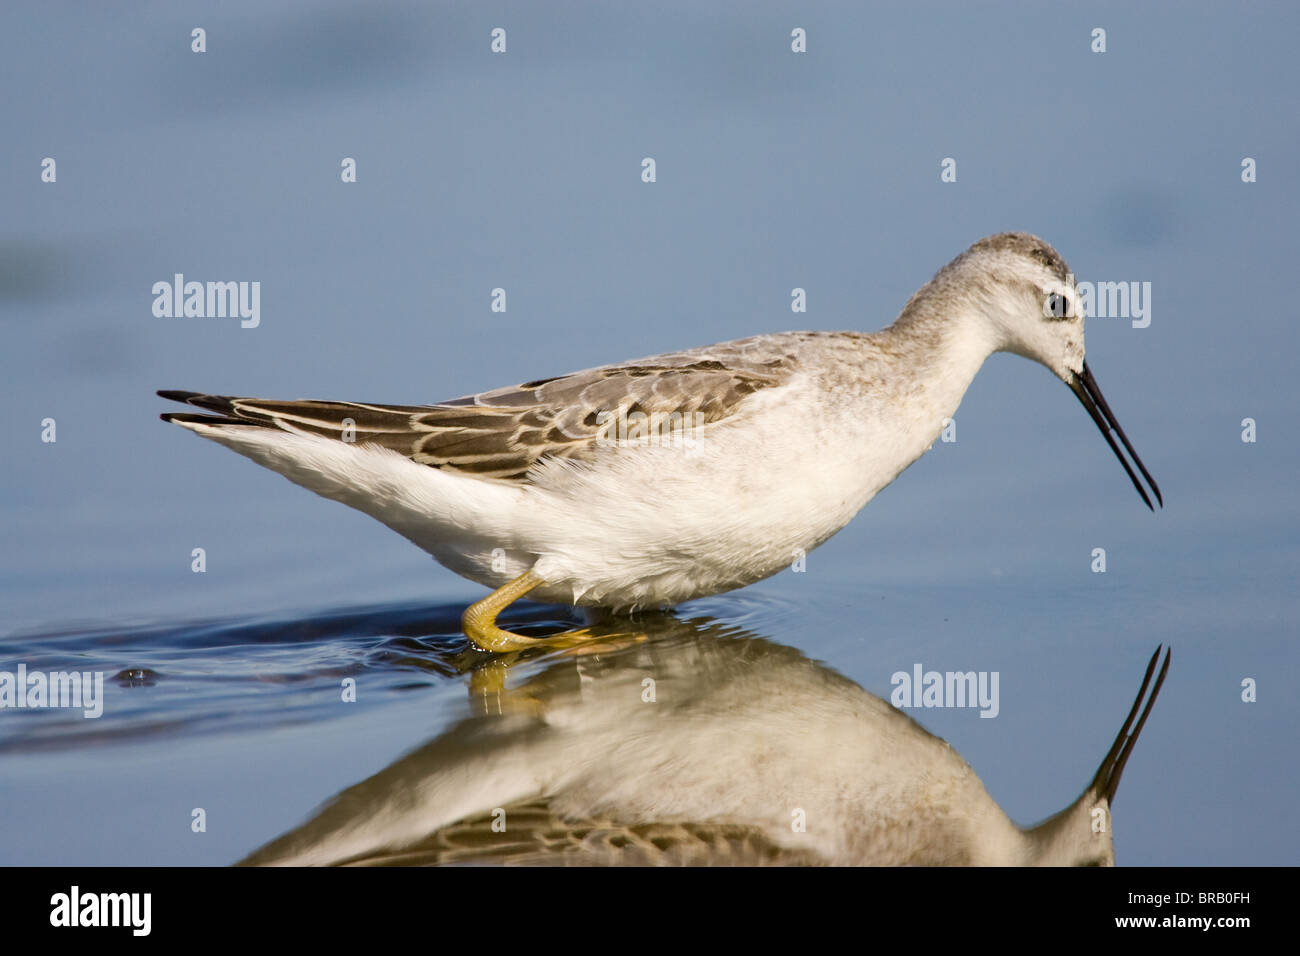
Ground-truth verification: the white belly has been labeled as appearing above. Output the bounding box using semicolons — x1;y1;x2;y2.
433;375;934;610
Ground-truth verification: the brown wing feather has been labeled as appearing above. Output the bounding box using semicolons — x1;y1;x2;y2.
159;333;815;483
332;800;824;867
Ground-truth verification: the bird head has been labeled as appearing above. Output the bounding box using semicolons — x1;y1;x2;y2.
1025;646;1170;866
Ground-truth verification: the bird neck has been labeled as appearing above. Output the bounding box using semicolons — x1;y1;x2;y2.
876;294;1002;435
1023;791;1117;866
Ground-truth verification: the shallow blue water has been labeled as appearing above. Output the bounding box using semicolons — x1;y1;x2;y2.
2;1;1297;865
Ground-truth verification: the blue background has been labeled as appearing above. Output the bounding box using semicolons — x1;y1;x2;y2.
1;1;1296;865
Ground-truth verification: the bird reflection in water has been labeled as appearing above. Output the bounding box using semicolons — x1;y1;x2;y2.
241;617;1168;867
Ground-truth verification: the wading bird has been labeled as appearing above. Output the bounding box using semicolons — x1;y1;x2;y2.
161;233;1161;651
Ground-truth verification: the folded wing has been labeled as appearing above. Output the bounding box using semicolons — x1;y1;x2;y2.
160;336;802;482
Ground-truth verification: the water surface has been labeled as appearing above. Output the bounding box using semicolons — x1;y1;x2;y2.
2;1;1296;866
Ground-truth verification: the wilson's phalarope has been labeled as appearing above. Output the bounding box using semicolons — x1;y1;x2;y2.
238;631;1170;867
160;232;1162;652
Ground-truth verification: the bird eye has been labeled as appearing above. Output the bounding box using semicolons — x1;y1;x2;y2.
1046;292;1067;318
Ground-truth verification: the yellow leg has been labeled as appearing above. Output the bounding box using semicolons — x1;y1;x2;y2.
468;658;544;716
462;569;652;656
462;569;548;652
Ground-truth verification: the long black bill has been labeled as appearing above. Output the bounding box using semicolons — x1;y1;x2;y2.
1090;646;1171;805
1069;361;1163;511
